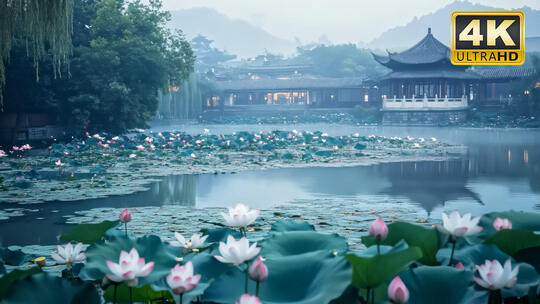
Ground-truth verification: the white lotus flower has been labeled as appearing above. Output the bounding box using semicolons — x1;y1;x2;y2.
236;294;262;304
474;259;519;290
170;232;208;250
51;242;86;270
215;235;261;265
106;248;154;287
221;203;260;228
438;211;483;239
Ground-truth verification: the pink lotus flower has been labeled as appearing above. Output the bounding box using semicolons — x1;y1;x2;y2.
119;209;132;223
144;137;153;143
473;259;519;290
369;217;388;242
20;144;31;150
166;261;201;294
388;276;409;304
136;145;145;150
12;146;19;151
55;160;65;167
235;294;262;304
249;256;268;282
493;218;512;231
106;248;154;287
0;150;6;157
455;262;465;270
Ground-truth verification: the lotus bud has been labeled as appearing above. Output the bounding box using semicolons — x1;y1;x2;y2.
119;209;132;223
388;276;409;304
235;294;262;304
369;217;388;242
493;217;512;231
249;256;268;282
455;262;464;270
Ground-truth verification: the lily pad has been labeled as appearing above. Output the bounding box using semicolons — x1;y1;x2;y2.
362;221;439;265
437;244;508;268
484;229;540;256
2;272;100;304
271;220;315;232
0;267;42;299
203;252;351;304
261;231;348;258
60;220;119;243
398;266;488;304
0;248;27;266
346;241;422;289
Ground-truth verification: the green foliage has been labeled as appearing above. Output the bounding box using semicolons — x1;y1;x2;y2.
271;219;315;232
362;221;440;265
261;231;348;258
0;248;27;266
203;252;352;304
352;106;382;123
60;220;119;243
3;0;195;134
191;34;236;69
399;266;488;304
346;241;423;289
0;267;42;300
295;44;388;78
484;229;540;256
103;284;173;303
436;244;508;267
2;272;100;304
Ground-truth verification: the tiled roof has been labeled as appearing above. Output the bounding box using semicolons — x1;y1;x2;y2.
473;67;536;79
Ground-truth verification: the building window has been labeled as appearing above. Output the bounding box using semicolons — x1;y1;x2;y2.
364;94;369;102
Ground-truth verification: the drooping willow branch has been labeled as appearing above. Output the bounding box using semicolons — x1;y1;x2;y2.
0;0;74;111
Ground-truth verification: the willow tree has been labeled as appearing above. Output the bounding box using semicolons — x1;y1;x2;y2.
0;0;74;110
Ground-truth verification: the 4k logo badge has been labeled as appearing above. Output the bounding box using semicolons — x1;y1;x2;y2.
451;11;525;65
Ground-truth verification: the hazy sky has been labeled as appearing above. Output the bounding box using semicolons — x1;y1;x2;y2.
162;0;540;43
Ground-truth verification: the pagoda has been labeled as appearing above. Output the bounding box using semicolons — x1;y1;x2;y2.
373;28;480;125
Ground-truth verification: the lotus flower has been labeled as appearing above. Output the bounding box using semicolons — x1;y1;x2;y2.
221;203;260;228
215;235;261;265
473;259;519;290
369;217;388;241
166;262;201;294
0;150;6;157
51;242;85;270
493;217;512;231
55;160;65;167
235;294;262;304
437;211;483;239
136;145;145;150
249;256;268;282
388;276;409;304
170;232;208;250
106;248;154;287
119;209;132;223
455;262;465;270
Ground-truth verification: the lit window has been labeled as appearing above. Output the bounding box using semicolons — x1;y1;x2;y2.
364;94;369;102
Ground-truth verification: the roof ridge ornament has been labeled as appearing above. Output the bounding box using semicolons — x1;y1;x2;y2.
428;27;431;35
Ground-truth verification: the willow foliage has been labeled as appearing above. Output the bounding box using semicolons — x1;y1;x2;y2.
0;0;74;110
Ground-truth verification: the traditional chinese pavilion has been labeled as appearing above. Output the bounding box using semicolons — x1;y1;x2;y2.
373;28;480;125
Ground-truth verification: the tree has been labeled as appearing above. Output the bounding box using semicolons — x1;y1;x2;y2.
295;44;388;78
191;34;236;70
0;0;74;110
3;0;195;134
509;55;540;116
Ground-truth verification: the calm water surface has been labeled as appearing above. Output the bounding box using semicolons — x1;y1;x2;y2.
1;126;539;245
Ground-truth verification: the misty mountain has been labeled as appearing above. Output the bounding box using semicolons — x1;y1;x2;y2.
168;7;296;59
369;1;540;52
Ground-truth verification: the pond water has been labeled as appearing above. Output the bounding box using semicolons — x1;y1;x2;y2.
1;125;539;246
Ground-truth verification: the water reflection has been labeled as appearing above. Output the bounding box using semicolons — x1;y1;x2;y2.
1;128;539;246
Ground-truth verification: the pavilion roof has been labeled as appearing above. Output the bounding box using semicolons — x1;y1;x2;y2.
379;69;482;80
473;67;536;80
373;28;452;68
